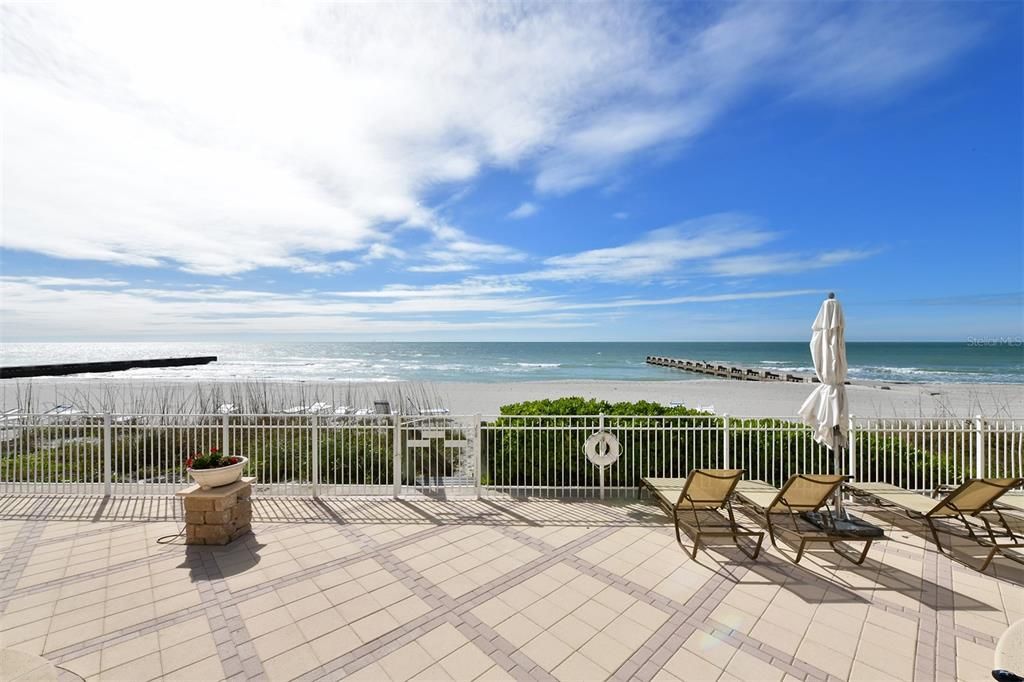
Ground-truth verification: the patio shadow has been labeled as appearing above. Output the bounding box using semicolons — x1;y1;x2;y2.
697;517;1005;611
180;534;265;582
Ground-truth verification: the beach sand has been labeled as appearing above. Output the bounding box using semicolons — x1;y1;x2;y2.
3;377;1021;418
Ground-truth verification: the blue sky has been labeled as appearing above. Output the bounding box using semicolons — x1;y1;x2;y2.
1;1;1021;342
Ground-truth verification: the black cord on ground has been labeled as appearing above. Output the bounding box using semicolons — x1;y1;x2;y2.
156;496;187;544
156;525;186;544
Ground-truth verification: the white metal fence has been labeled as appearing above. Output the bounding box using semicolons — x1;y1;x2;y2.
1;413;1021;498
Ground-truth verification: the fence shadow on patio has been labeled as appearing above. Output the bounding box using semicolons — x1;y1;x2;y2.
0;492;673;528
0;494;182;521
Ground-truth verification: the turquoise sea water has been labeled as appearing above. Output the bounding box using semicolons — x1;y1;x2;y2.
1;342;1022;384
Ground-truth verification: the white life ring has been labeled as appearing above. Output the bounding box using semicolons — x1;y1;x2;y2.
584;432;621;466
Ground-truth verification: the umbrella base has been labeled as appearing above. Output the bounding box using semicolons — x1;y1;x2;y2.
801;511;885;538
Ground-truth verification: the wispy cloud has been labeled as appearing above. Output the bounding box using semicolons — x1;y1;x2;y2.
507;202;539;220
1;3;979;276
568;289;819;310
0;275;817;339
407;263;477;274
533;2;981;194
708;249;877;277
0;276;127;288
420;225;527;268
507;214;775;283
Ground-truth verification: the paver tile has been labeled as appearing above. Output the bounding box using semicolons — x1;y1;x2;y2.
438;642;495;680
552;651;608;682
418;623;470;661
378;642;435;681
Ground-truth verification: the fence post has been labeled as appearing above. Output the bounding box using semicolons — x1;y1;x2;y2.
222;413;229;457
722;415;731;469
103;412;112;497
474;414;482;499
393;416;402;499
311;413;320;498
847;415;856;482
975;415;986;479
599;413;605;500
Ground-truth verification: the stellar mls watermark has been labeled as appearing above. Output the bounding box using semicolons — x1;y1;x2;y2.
966;336;1023;347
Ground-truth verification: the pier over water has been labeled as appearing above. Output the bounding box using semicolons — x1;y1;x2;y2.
0;356;217;379
645;356;817;383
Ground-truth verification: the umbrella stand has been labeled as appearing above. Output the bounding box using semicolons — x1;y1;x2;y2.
833;426;846;519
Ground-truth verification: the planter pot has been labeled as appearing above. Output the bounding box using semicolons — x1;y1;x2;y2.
188;456;248;490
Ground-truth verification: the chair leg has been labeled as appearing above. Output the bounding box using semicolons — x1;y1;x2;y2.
673;514;700;559
726;503;761;561
925;517;948;555
926;516;1004;573
976;546;1000;573
738;532;764;560
830;539;873;565
766;515;780;548
992;508;1020;543
793;538;808;564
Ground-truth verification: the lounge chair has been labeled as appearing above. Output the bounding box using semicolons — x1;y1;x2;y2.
734;474;880;565
639;470;764;559
848;479;1024;572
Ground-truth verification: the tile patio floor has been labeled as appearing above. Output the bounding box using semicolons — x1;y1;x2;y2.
1;494;1021;682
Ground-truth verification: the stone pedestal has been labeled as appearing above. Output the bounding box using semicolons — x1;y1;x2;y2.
176;476;254;545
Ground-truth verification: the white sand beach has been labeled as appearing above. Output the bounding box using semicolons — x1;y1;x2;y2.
3;377;1021;418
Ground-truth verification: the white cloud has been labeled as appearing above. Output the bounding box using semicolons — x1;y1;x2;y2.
328;282;529;300
419;225;527;267
362;244;406;262
0;275;817;339
613;212;629;220
0;276;127;288
407;263;477;274
779;4;982;99
507;202;539;220
568;289;818;310
708;249;877;277
511;213;775;283
532;2;981;194
1;3;979;275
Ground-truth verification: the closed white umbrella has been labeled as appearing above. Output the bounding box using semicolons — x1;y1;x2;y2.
798;292;848;514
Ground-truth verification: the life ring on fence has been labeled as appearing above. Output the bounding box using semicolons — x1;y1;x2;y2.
584;432;621;466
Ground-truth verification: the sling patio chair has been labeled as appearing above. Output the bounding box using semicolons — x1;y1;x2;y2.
639;469;764;559
847;478;1024;572
734;474;880;565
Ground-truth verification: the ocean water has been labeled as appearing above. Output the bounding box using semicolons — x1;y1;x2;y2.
1;342;1022;384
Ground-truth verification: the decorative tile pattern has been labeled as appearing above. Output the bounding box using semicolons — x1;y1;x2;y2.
1;497;1021;682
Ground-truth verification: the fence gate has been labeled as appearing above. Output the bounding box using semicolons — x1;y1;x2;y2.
397;415;479;499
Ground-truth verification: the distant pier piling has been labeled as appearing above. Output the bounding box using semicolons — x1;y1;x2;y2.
645;356;816;383
0;356;218;379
